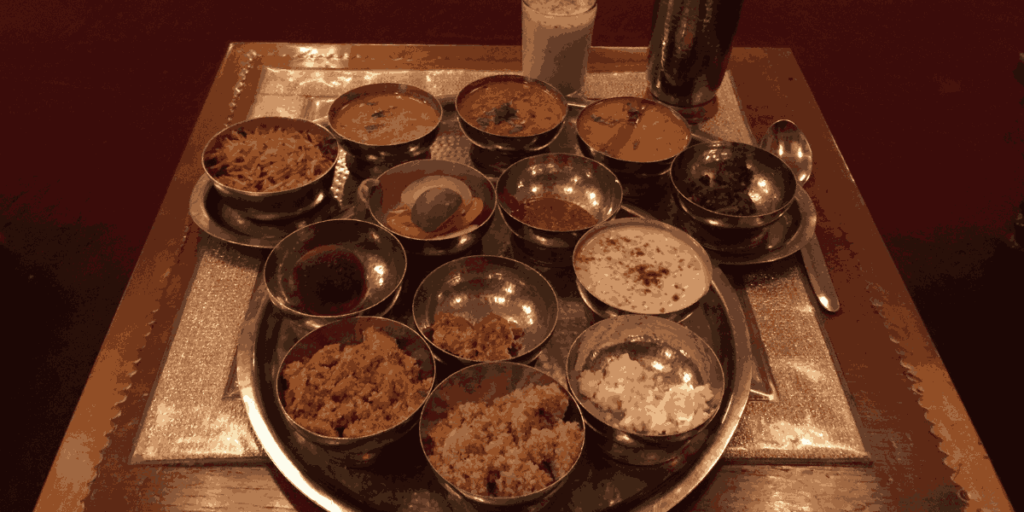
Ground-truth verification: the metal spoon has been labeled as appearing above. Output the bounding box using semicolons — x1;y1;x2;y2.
758;119;841;313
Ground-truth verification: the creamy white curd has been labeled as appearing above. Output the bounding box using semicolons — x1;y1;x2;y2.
574;224;707;314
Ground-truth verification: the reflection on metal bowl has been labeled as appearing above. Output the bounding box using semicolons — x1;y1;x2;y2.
670;141;798;229
419;362;584;509
263;219;406;330
201;116;341;221
274;316;435;468
411;255;558;370
566;315;725;465
497;153;622;263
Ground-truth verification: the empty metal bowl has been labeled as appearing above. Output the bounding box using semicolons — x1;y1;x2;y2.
263;219;406;330
572;217;713;322
275;316;435;468
201;116;341;221
327;83;443;163
566;315;725;465
455;74;568;152
497;153;622;253
411;255;558;369
670;141;798;229
575;97;692;179
358;159;497;256
419;362;584;508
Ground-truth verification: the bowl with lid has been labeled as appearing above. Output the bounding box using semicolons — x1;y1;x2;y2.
455;74;568;153
262;219;406;330
572;217;712;322
566;315;725;465
670;141;798;230
327;83;443;163
201;116;341;221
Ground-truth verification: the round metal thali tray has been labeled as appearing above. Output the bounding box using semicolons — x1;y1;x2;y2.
232;94;754;511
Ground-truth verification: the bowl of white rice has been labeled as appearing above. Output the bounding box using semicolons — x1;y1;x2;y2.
565;315;725;465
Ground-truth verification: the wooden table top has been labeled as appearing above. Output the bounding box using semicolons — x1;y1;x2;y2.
35;44;1012;512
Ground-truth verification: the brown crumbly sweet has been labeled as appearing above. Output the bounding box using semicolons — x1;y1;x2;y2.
427;383;584;497
281;327;430;438
431;312;525;361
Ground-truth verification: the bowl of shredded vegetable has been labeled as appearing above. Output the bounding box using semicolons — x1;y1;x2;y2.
201;116;341;221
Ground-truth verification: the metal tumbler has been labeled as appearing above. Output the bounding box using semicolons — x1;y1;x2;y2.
647;0;744;108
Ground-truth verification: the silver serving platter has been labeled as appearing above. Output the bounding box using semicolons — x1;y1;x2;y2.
230;95;754;510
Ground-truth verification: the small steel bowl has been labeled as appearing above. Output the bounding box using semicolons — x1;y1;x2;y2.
575;97;692;179
263;219;407;330
358;160;496;256
326;83;443;163
670;141;798;229
201;116;341;221
274;316;435;468
411;255;558;369
566;315;725;465
419;362;584;508
455;74;568;152
497;153;622;255
572;217;713;322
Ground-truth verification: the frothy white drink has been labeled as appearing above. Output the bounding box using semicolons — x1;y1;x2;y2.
522;0;597;96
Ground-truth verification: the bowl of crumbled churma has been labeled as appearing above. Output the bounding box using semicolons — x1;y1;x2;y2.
411;256;558;370
201;116;340;221
274;316;435;467
419;362;584;508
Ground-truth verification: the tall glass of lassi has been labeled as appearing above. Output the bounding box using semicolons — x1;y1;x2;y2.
521;0;597;97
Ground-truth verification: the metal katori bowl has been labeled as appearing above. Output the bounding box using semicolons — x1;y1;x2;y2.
566;315;725;465
274;316;435;468
572;217;713;323
497;153;622;256
358;159;496;256
411;255;558;370
419;362;584;510
670;141;798;229
326;83;443;163
575;96;693;179
455;74;568;153
263;219;406;330
201;116;341;221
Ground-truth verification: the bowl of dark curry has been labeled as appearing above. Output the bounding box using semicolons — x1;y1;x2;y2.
455;74;568;152
497;153;622;264
274;316;435;468
670;141;798;230
263;219;407;330
411;255;558;371
327;83;443;163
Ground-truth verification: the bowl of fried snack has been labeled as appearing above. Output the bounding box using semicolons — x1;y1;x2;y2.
201;116;340;221
565;315;725;466
274;316;435;468
263;219;406;330
419;362;584;508
455;74;568;153
357;159;496;256
327;83;443;163
411;255;558;370
670;141;798;230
